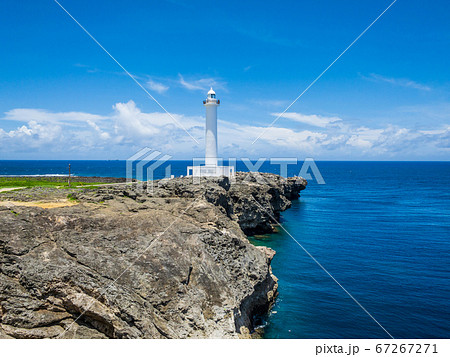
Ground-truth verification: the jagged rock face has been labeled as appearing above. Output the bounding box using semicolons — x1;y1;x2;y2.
0;173;306;339
229;173;306;235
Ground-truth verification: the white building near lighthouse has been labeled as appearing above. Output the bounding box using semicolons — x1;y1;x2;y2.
187;88;235;177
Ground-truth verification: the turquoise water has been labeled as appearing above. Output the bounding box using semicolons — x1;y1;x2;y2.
251;162;450;339
0;160;449;338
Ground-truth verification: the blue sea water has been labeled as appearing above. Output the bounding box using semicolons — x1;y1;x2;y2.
0;160;449;338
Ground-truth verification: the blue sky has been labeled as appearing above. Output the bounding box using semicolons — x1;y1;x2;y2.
0;0;449;160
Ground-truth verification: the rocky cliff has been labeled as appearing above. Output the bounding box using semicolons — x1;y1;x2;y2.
0;172;306;339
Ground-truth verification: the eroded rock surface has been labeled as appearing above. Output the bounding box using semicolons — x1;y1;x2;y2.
0;173;306;338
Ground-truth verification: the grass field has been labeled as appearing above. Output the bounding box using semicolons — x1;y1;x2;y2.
0;177;105;189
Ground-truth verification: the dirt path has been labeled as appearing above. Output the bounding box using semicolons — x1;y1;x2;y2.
0;199;78;209
0;187;25;193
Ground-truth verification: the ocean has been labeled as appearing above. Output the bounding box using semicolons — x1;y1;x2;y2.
0;160;449;338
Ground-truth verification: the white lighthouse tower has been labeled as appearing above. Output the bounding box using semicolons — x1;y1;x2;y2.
204;87;219;166
187;88;234;177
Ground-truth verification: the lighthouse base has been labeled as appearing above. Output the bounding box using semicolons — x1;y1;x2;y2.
187;165;235;178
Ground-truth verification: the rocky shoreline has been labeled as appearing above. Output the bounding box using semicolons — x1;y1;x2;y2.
0;172;306;338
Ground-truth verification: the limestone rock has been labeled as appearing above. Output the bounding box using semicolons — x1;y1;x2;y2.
0;173;306;338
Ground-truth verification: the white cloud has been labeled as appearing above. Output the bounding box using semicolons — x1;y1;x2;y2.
346;127;384;149
365;73;431;91
112;100;203;140
146;79;169;94
1;102;449;160
87;120;111;140
0;120;63;154
272;112;342;128
419;125;450;135
4;108;106;124
178;74;225;91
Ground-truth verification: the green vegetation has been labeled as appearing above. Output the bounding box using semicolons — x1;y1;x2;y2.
0;177;105;189
66;193;78;202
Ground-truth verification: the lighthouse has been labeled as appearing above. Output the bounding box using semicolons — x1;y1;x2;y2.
204;88;219;166
186;88;234;177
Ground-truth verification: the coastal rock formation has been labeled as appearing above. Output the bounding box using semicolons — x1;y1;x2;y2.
0;173;306;339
